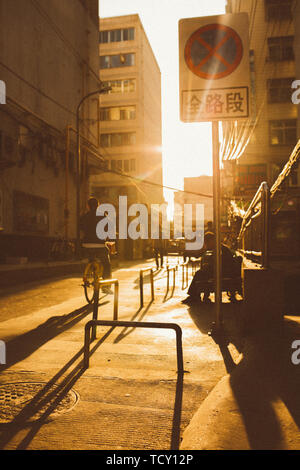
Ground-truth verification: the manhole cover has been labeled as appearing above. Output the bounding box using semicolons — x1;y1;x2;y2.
0;382;79;423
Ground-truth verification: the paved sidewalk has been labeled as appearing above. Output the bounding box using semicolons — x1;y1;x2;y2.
181;316;300;450
0;258;237;450
1;257;297;450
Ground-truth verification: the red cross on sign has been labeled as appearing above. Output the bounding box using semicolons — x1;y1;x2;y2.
184;24;243;80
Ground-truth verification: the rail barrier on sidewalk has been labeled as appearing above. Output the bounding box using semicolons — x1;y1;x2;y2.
166;265;177;294
190;259;201;276
91;279;119;341
83;319;184;373
237;181;270;268
139;268;154;308
180;261;189;290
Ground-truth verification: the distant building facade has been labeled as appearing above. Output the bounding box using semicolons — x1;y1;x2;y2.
0;0;100;261
174;176;213;233
90;14;164;259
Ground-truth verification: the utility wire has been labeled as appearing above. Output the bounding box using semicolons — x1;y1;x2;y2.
0;61;75;117
97;166;233;200
30;0;102;87
0;61;99;143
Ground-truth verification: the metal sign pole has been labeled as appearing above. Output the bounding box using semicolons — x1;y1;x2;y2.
212;121;222;332
179;13;251;341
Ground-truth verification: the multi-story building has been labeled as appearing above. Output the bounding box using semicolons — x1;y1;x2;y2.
224;0;300;257
0;0;100;261
173;176;213;232
90;14;164;259
224;0;298;196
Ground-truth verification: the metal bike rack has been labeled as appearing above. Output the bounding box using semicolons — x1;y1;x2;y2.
139;268;154;308
166;265;177;293
238;181;270;269
180;261;189;290
91;279;119;341
84;319;184;373
191;259;201;276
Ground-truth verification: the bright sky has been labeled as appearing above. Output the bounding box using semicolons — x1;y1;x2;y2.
99;0;226;203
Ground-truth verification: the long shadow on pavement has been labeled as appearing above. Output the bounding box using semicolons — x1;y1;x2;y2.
112;297;184;450
188;296;300;449
113;301;154;343
0;317;185;450
227;318;300;449
0;299;108;372
187;298;244;348
0;326;115;449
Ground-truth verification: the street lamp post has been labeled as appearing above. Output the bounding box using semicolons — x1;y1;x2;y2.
75;87;111;257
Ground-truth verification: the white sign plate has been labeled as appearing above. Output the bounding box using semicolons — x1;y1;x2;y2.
179;13;250;122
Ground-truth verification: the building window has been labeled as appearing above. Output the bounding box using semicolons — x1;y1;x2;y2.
124;160;130;172
236;165;267;188
123;159;136;172
100;53;135;69
273;162;299;187
101;160;109;170
13;191;49;234
265;0;293;21
267;36;294;62
91;186;109;198
290;168;298;186
109;29;122;42
109;158;136;172
99;30;108;43
99;134;109;147
100;132;136;148
100;106;136;121
99;27;135;43
267;77;295;103
101;79;136;94
269;120;297;145
130;159;136;171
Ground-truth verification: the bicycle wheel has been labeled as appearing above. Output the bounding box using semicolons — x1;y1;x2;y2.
83;262;97;304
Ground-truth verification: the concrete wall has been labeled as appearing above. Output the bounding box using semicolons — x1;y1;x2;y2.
0;0;99;259
242;258;284;333
0;0;99;135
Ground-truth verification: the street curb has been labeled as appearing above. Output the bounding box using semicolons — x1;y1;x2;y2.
180;373;250;450
180;335;300;450
0;259;119;287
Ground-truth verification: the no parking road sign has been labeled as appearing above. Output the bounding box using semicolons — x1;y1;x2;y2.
179;13;250;122
185;23;243;80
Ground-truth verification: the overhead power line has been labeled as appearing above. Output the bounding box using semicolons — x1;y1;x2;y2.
98;166;232;200
30;0;102;87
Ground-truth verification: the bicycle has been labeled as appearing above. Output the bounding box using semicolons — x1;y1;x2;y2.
82;241;116;304
49;237;75;261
